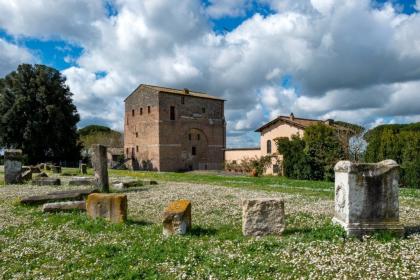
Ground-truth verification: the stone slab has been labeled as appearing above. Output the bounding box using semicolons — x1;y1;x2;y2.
86;193;127;223
163;199;192;236
42;201;86;213
4;149;23;184
68;177;93;186
20;189;98;205
242;198;285;237
32;178;61;186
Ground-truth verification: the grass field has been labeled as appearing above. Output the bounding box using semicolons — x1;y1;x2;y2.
0;168;419;279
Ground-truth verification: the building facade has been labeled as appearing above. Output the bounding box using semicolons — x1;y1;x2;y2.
225;113;354;175
124;84;226;171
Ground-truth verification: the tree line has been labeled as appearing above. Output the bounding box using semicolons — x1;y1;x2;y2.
276;122;419;188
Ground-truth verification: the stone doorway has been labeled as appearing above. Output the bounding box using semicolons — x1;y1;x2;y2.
181;128;208;170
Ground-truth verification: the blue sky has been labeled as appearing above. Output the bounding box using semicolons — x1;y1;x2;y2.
0;0;420;147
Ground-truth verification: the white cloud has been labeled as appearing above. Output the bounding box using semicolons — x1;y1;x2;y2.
2;0;420;147
0;39;36;76
205;0;252;18
0;0;105;43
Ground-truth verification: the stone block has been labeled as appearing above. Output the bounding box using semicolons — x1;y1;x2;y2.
333;160;404;237
21;169;32;181
21;189;98;205
35;172;48;178
32;178;61;186
68;177;93;186
42;201;86;213
86;193;127;223
92;145;109;192
80;163;87;175
112;180;143;190
4;149;23;184
162;199;191;236
242;198;285;237
52;165;61;173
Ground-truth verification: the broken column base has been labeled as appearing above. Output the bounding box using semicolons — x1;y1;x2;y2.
332;217;404;238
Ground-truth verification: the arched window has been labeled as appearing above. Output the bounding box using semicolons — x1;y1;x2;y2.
267;140;272;154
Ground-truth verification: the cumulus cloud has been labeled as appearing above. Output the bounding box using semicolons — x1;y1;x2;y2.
0;39;36;76
1;0;420;147
0;0;105;43
206;0;252;18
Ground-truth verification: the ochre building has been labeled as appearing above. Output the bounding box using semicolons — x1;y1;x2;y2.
225;113;355;175
124;84;226;171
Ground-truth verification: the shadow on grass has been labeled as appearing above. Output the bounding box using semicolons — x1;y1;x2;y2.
404;225;420;237
126;219;154;226
189;226;218;236
283;224;347;241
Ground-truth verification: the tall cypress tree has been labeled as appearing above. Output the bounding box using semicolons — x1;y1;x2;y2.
0;64;81;164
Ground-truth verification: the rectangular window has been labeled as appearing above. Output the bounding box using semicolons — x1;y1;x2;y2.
135;132;138;138
132;109;135;116
181;96;185;104
126;116;129;125
131;147;135;156
148;106;151;114
170;106;175;120
126;148;129;156
192;146;196;156
136;145;139;152
140;108;143;115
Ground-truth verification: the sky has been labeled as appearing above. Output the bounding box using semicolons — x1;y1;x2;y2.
0;0;420;148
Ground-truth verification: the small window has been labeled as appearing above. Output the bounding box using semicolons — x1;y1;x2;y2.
273;164;279;174
202;107;205;113
192;146;196;156
170;106;175;120
126;116;129;125
267;140;272;154
132;109;135;116
148;106;151;114
135;132;138;138
136;146;139;152
140;108;143;115
197;134;200;140
131;147;135;156
126;148;129;155
181;96;185;104
188;133;192;141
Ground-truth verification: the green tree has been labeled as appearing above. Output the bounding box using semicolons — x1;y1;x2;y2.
0;64;81;164
276;135;312;180
304;123;345;181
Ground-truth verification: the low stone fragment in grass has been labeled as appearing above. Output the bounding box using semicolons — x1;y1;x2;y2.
21;169;32;181
52;165;62;173
42;201;86;213
112;180;144;190
68;177;93;186
162;199;191;236
86;193;127;223
242;198;285;237
32;177;61;186
35;172;48;178
21;189;97;205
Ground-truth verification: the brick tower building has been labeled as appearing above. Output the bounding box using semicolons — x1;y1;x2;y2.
124;84;226;171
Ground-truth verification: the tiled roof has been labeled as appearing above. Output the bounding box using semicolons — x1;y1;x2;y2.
255;115;354;133
125;84;225;101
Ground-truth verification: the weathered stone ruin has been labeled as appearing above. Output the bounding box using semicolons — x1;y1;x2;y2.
80;163;87;175
242;198;285;237
333;160;404;237
92;144;109;192
4;149;23;184
42;201;86;213
68;177;93;186
32;177;61;186
162;199;192;236
20;189;97;205
86;193;127;223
